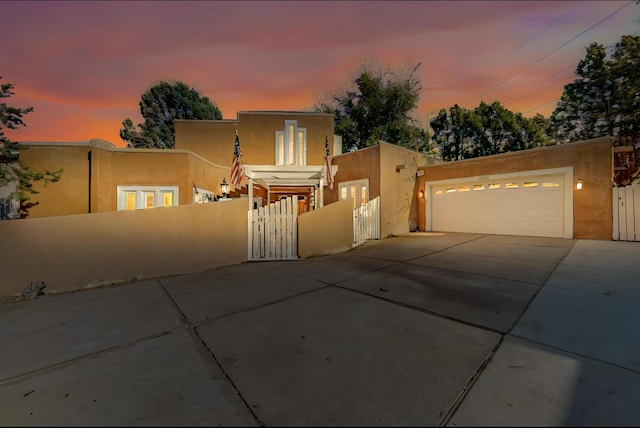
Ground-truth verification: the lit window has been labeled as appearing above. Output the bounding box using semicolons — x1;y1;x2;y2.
338;179;369;209
542;182;560;187
434;190;443;196
117;186;179;211
446;188;456;193
473;184;485;191
125;191;137;210
523;182;539;188
505;182;519;189
144;191;155;208
458;185;470;192
488;183;501;189
162;191;173;206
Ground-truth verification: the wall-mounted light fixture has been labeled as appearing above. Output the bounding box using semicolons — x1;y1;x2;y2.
576;178;583;190
221;177;230;198
418;188;425;199
396;164;407;173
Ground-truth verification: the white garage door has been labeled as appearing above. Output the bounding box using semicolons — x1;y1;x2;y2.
429;172;568;238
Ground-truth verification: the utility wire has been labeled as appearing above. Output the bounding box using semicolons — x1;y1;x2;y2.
523;98;560;115
502;64;576;103
492;3;580;70
472;0;633;104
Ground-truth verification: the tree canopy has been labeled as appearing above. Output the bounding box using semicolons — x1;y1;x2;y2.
120;80;223;149
314;58;431;154
549;35;640;146
430;101;551;161
1;76;62;218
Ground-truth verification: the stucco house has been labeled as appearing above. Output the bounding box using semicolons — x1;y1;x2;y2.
0;110;629;298
5;111;619;242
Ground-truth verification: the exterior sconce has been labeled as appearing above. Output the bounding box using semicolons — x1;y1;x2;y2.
418;188;425;198
576;178;583;190
221;177;230;197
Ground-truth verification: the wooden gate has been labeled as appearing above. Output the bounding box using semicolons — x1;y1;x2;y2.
248;196;298;260
353;196;380;247
613;183;640;241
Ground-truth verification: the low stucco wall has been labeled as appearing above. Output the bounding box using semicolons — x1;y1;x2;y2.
297;199;353;258
0;198;248;297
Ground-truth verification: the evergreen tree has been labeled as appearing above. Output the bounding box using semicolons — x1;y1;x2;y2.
549;35;640;145
121;80;223;149
0;76;62;218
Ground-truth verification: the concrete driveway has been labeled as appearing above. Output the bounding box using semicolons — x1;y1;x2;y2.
1;232;639;426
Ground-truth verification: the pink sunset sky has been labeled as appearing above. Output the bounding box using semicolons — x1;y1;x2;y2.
2;0;638;147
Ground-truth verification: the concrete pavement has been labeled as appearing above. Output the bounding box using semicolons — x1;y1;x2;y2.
1;233;639;426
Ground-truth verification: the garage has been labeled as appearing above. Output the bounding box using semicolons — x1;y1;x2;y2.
426;167;574;238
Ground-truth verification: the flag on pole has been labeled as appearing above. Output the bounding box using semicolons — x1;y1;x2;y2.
230;130;243;189
324;134;334;190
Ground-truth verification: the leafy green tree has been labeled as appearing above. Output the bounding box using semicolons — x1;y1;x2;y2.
549;35;640;145
431;101;550;161
121;80;223;149
431;105;482;161
1;76;62;218
315;58;431;154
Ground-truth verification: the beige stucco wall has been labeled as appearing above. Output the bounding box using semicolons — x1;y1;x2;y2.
297;198;353;258
416;137;614;240
19;144;91;217
0;198;248;298
325;142;428;237
20;140;230;217
175;111;336;188
324;145;381;205
378;143;427;237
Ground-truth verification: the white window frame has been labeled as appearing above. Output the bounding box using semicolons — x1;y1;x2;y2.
338;178;369;209
275;120;306;166
117;185;179;211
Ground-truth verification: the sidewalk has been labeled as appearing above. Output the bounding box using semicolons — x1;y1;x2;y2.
1;233;639;426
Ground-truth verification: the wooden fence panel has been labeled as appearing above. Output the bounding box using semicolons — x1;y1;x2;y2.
613;184;639;242
249;196;298;260
353;196;380;248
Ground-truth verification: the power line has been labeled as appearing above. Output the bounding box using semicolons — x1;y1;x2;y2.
492;3;580;70
472;0;633;104
502;64;575;103
523;98;560;115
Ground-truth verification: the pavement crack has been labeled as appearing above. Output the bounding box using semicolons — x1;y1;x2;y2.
438;336;504;426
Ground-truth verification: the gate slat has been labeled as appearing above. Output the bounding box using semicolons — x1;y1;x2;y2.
285;197;293;258
619;187;628;241
626;185;635;242
613;187;620;240
634;183;640;242
292;196;298;258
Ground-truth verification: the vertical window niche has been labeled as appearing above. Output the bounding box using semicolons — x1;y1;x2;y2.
275;120;306;166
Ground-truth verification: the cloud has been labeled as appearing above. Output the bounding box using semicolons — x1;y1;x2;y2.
1;0;638;144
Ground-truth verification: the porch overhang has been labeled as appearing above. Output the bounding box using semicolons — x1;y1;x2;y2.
243;164;338;189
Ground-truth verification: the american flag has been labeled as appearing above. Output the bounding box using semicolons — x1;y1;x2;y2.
230;131;243;189
324;134;334;190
